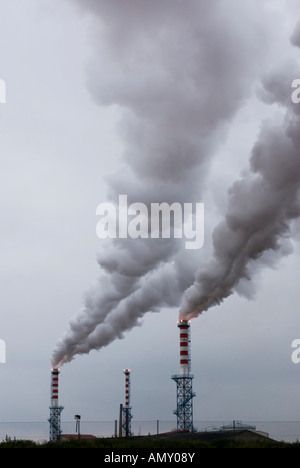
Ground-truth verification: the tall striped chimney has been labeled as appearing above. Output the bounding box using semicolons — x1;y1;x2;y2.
122;369;132;437
51;368;60;406
178;320;190;375
48;368;64;441
172;319;195;432
124;368;131;407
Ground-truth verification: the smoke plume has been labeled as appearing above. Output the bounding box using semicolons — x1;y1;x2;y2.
180;101;300;318
52;1;300;366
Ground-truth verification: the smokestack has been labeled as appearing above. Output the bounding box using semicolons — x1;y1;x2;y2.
172;320;195;432
48;368;64;442
178;320;191;376
118;404;123;438
122;369;132;437
124;368;131;408
51;368;59;407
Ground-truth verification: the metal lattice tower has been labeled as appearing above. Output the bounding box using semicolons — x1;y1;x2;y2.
48;368;64;442
49;406;64;442
122;369;133;437
172;320;196;432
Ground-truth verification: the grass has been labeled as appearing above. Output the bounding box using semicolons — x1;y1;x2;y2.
0;436;300;448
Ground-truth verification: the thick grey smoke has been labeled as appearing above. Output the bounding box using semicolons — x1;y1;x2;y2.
52;1;299;366
180;57;300;318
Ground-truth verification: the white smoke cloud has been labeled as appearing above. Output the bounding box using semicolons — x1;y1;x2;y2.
52;1;300;366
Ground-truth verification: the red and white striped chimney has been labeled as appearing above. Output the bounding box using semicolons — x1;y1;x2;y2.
178;320;191;375
123;369;131;407
51;368;60;407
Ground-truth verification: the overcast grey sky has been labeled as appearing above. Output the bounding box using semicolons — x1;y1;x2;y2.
1;0;300;430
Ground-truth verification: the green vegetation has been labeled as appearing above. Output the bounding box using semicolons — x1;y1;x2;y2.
0;436;300;448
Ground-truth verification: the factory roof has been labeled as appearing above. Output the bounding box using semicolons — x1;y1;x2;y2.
61;434;97;440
